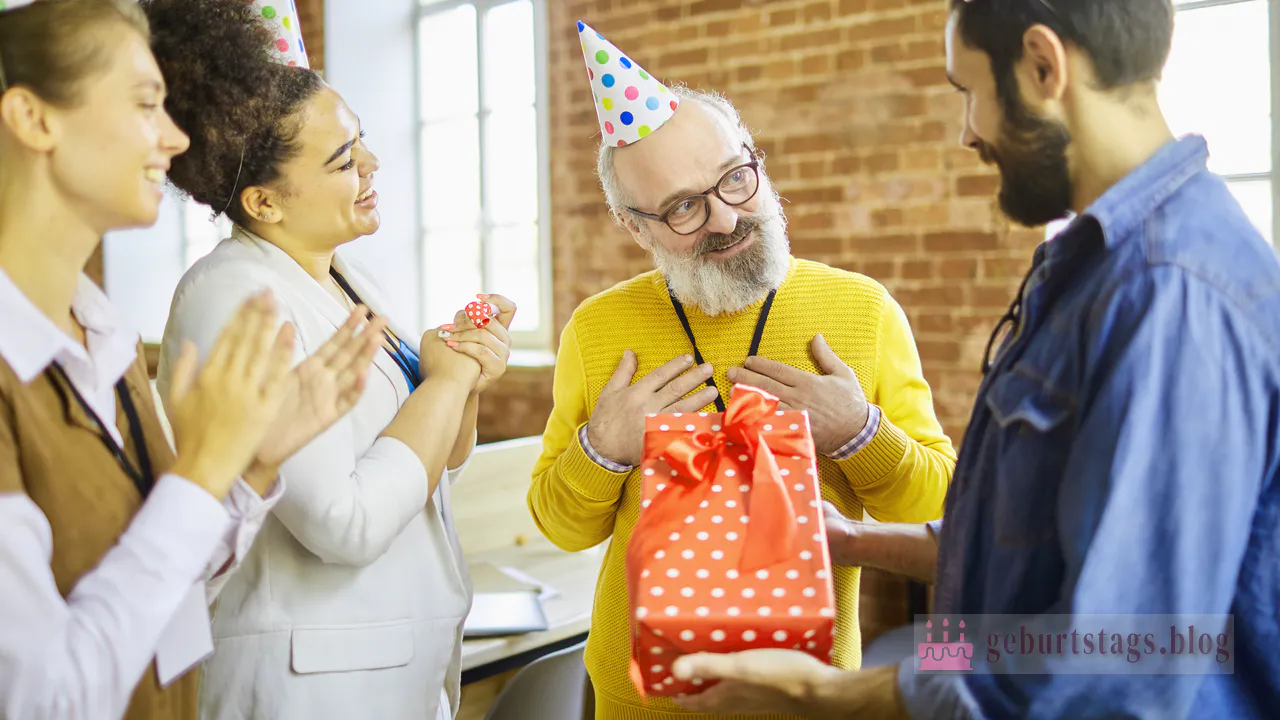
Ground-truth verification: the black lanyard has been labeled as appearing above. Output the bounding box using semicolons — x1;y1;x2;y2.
47;364;154;498
667;286;777;413
328;268;421;388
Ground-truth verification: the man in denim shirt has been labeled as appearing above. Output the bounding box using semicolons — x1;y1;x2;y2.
671;0;1280;718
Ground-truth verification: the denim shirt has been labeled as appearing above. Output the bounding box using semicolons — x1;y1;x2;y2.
898;136;1280;719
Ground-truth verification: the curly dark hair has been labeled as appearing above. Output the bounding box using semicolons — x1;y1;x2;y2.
141;0;323;226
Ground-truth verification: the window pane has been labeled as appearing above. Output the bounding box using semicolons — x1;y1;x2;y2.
422;118;481;230
1226;179;1273;245
423;230;483;326
486;224;540;332
483;0;535;110
419;5;477;123
484;106;538;225
1160;0;1270;176
182;199;231;268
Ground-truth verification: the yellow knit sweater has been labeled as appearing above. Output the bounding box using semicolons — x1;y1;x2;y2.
529;259;955;720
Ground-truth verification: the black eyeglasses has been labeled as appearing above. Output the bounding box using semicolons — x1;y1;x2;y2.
627;144;763;236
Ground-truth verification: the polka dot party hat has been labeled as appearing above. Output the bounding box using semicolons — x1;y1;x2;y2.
251;0;309;69
578;21;679;148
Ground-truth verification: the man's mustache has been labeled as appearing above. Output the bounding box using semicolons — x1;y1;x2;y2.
694;217;761;257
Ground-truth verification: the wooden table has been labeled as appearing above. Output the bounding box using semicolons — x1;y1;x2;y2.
460;537;605;683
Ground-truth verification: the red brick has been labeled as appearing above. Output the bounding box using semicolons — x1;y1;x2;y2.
902;259;933;279
801;54;833;75
917;341;962;363
783;133;848;154
662;48;710;67
862;260;897;280
837;50;866;71
789;212;836;232
849;234;919;255
981;256;1034;280
923;231;999;252
867;152;900;173
690;0;744;15
838;0;869;15
798;160;826;179
957;174;1000;197
706;20;731;37
916;311;953;334
940;258;978;280
871;208;904;228
781;28;843;52
791;235;844;256
971;285;1018;310
904;39;944;62
786;186;846;204
870;43;904;64
832;155;863;174
770;8;799;26
847;16;916;42
903;66;950;88
895;286;967;310
736;64;764;83
804;2;833;24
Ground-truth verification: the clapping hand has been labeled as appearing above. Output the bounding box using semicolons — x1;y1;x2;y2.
245;306;387;491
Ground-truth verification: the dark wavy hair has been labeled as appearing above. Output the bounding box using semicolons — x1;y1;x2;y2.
142;0;323;226
950;0;1174;117
0;0;148;104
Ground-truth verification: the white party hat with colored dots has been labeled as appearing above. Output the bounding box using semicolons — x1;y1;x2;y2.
252;0;309;69
578;21;679;148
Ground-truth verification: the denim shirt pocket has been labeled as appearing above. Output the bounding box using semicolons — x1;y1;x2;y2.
983;363;1075;546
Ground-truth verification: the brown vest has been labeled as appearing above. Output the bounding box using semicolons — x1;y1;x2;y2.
0;345;198;720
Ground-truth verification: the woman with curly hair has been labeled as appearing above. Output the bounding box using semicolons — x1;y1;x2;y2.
0;1;383;718
142;1;516;718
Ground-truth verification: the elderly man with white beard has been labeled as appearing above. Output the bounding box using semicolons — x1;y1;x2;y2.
526;24;957;720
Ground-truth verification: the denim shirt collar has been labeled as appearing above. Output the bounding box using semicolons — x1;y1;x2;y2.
1083;134;1210;249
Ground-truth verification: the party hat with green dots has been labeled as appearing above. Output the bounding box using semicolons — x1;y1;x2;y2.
252;0;309;68
578;21;679;148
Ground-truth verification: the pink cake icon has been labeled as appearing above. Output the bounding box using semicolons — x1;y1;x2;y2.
918;618;973;671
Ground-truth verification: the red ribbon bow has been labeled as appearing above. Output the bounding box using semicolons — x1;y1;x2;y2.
625;384;815;698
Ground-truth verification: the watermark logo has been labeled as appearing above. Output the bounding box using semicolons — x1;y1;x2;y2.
917;618;973;672
912;614;1235;676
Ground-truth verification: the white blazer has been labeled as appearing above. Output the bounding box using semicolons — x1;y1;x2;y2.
157;228;473;720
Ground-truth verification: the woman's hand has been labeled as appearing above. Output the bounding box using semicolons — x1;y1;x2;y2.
420;322;482;390
244;307;387;493
166;291;295;500
441;293;515;394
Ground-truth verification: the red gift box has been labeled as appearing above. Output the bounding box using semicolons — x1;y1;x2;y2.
625;384;837;700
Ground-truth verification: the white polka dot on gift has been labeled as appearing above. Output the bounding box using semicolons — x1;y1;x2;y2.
711;550;725;560
697;532;709;541
711;588;725;597
696;607;710;617
660;424;669;431
772;588;786;598
712;630;726;642
728;607;741;616
682;550;695;560
651;646;663;655
774;631;788;642
800;550;813;561
666;606;680;616
743;630;757;641
652;665;665;673
726;501;738;509
711;485;723;493
786;570;800;580
644;468;654;476
727;532;739;541
780;469;790;477
682;587;695;597
742;588;755;598
681;630;695;641
712;515;723;524
803;588;817;597
758;607;772;616
651;587;664;597
696;569;710;579
727;569;739;579
756;570;769;580
724;469;736;478
790;606;803;616
637;608;649;618
666;569;679;578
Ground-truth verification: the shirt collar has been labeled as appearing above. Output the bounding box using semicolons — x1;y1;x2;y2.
0;267;139;385
1083;134;1210;249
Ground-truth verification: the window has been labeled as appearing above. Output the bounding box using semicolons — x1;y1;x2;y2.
1051;0;1278;242
1160;0;1275;244
417;0;552;353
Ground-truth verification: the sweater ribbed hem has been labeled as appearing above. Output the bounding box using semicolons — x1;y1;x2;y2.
834;413;912;485
594;689;807;720
561;422;632;502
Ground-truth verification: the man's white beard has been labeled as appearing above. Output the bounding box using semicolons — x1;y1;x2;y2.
649;193;791;317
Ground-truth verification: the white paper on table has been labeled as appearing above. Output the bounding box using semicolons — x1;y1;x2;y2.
498;566;561;602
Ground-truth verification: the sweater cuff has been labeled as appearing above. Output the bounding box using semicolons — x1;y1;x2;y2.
833;412;912;486
559;423;633;502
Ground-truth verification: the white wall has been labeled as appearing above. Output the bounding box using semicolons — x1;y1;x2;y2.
324;0;423;333
102;189;187;341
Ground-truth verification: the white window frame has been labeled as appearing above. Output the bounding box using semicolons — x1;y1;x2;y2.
414;0;554;357
1176;0;1279;243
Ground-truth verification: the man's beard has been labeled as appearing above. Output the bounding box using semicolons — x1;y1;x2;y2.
649;192;791;316
978;93;1074;228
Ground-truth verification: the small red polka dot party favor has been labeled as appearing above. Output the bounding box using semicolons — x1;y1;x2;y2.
625;384;836;701
465;301;496;329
